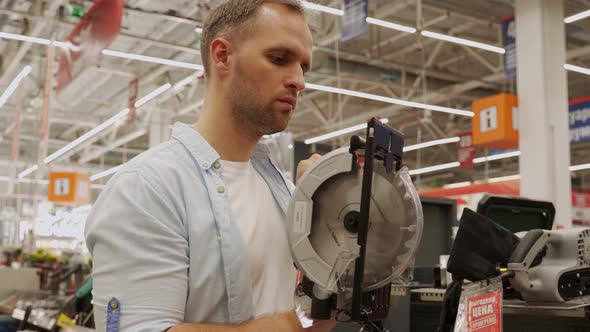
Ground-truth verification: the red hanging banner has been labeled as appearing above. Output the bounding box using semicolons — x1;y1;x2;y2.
458;131;475;169
57;0;124;94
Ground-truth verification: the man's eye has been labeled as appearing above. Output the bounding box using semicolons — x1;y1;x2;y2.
271;56;286;65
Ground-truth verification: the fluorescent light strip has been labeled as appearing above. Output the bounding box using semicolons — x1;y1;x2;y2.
90;165;124;181
404;137;460;152
570;163;590;172
135;83;172;108
421;30;505;54
42;81;178;167
0;32;204;71
565;9;590;23
410;162;460;175
443;181;471;189
0;65;32;107
302;2;415;33
43;109;130;165
488;174;520;183
414;160;590;178
0;32;50;45
304;119;389;144
102;49;204;71
305;83;473;117
366;17;416;33
0;33;78;51
302;1;343;15
473;150;521;163
172;73;199;93
564;64;590;76
18;165;38;179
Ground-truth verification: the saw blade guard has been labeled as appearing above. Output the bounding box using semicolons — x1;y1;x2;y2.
287;147;423;295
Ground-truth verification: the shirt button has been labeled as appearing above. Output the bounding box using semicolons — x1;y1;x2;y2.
217;186;225;193
213;161;221;169
201;163;208;168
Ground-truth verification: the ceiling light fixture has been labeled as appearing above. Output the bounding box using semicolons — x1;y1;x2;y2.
564;64;590;76
18;165;38;179
44;109;130;165
366;17;416;33
473;150;521;163
90;165;124;181
102;49;204;71
42;82;172;166
0;32;50;45
564;9;590;23
570;163;590;172
409;162;460;176
305;83;474;117
404;137;460;152
421;30;506;54
0;65;32;108
301;1;344;15
443;181;472;189
488;174;520;183
134;83;172;108
304;119;389;144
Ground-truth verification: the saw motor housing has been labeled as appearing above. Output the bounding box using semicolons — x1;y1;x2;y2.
509;228;590;302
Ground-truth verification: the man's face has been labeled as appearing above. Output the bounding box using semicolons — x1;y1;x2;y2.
228;3;313;136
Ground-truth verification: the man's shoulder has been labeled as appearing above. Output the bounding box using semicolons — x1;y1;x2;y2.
110;139;198;189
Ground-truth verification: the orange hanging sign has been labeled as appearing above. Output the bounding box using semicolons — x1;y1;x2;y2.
48;172;91;205
472;93;518;149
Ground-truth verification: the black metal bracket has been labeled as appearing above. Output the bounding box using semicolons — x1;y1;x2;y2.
349;118;405;324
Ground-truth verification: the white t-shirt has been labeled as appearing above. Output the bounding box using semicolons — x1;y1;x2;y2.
220;160;297;318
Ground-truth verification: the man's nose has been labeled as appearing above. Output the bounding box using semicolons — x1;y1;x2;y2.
285;66;305;93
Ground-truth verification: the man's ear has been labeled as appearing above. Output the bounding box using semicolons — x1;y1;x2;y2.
210;38;232;79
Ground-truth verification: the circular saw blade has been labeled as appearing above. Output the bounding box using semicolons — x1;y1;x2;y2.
308;157;421;291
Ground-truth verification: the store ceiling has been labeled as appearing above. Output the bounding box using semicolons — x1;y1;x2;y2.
0;0;589;204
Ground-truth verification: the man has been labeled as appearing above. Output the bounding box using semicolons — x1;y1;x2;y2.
85;0;332;331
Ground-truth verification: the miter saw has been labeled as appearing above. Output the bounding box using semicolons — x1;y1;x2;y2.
508;228;590;303
287;118;423;331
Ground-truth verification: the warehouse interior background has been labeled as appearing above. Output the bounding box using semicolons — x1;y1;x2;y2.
0;0;587;320
0;0;588;249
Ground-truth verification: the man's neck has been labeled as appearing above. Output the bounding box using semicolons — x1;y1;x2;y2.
195;94;260;162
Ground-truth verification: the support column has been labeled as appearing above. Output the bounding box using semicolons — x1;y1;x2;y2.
515;0;572;228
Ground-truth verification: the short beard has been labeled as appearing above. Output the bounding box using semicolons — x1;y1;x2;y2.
228;60;290;138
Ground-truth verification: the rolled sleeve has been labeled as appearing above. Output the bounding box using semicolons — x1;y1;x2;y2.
85;171;189;331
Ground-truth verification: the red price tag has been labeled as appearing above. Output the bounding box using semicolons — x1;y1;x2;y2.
466;289;502;331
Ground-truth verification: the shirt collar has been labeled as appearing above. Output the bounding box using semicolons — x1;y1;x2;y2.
171;122;271;169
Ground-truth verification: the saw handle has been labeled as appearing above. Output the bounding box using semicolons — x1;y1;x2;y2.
508;229;549;271
509;229;544;264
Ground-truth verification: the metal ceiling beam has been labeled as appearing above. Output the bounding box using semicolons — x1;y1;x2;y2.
314;45;500;88
0;8;200;55
0;1;64;85
461;45;498;73
0;135;145;156
567;44;590;60
383;22;477;60
78;128;147;164
294;72;505;140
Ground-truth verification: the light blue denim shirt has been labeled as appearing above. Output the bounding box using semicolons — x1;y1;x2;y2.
85;122;295;331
